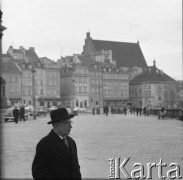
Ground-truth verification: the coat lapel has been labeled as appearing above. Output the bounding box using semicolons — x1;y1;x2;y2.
48;130;71;158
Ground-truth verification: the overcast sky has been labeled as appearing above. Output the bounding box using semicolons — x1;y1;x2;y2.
1;0;182;80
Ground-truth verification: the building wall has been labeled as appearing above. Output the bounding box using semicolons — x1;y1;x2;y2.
22;69;32;105
129;82;177;108
3;73;22;105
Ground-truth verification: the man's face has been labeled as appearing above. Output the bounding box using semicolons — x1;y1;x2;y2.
55;119;73;137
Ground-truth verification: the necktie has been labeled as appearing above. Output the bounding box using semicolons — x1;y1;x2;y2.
63;137;69;149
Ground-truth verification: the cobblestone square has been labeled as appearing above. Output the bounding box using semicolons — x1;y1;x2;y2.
1;114;183;179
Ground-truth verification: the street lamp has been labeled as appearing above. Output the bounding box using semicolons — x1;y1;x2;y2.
32;68;36;120
121;90;124;108
72;78;75;113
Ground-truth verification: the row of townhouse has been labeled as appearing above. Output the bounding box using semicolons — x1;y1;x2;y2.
2;32;181;110
2;47;60;108
59;55;133;110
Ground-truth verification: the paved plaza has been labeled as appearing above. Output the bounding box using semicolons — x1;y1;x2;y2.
1;113;183;179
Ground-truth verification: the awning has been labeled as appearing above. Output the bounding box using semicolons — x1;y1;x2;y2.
38;96;60;101
9;97;21;100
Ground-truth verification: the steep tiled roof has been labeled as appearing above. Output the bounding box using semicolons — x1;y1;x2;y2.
13;49;22;53
2;54;11;58
93;40;147;68
130;65;175;84
25;49;40;63
2;60;22;74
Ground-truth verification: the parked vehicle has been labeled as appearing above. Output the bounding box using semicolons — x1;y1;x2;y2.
3;107;28;122
49;106;58;112
79;107;87;112
28;107;47;117
36;107;47;116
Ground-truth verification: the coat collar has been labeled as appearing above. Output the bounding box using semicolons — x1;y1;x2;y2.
48;129;71;157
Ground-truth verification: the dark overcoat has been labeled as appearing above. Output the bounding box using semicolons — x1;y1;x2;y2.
19;107;25;116
32;129;81;180
13;108;19;118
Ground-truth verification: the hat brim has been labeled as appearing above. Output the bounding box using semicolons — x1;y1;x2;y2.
47;114;74;124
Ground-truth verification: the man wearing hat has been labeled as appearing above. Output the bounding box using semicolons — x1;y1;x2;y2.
32;108;82;180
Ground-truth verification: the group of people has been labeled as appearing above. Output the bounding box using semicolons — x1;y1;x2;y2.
103;105;128;116
13;106;26;124
130;106;150;117
92;107;100;115
102;104;152;117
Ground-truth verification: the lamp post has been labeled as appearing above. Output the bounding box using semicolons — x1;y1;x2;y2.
32;68;36;120
72;78;75;113
121;90;124;108
98;85;101;114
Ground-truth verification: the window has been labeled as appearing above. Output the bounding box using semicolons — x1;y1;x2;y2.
41;89;44;95
84;100;87;107
79;86;82;93
91;88;95;94
40;101;44;106
76;100;79;106
53;102;57;106
15;76;19;82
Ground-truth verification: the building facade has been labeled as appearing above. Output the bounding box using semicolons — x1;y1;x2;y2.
3;46;60;108
129;61;177;108
60;54;132;111
2;59;22;105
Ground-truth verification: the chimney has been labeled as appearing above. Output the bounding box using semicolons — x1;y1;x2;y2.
137;41;139;44
29;47;35;51
153;59;156;67
87;32;90;38
19;46;24;50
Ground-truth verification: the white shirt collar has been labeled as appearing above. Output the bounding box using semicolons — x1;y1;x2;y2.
58;134;66;140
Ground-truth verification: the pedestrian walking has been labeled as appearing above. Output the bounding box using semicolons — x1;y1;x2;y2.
123;107;127;116
92;107;95;115
104;105;109;116
143;107;147;116
159;107;165;119
130;107;132;115
32;108;82;180
19;105;25;122
111;106;114;116
136;107;139;116
96;107;100;115
13;106;19;124
139;107;142;116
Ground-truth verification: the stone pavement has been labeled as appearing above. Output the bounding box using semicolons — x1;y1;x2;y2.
1;113;183;179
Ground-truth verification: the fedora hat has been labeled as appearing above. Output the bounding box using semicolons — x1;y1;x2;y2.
47;108;74;124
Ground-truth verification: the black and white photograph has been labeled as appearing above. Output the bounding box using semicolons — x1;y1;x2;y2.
0;0;182;179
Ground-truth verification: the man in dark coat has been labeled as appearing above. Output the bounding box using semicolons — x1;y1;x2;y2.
104;105;109;116
19;105;25;122
13;106;19;124
32;108;82;180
